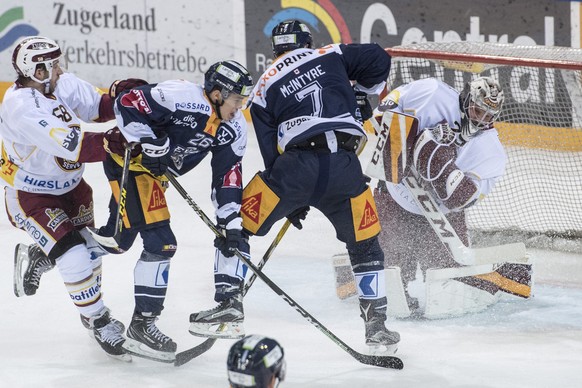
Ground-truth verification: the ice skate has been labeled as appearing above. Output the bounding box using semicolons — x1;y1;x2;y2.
364;316;400;354
123;313;177;363
81;313;125;335
188;293;244;339
90;309;132;362
360;298;400;354
13;243;55;297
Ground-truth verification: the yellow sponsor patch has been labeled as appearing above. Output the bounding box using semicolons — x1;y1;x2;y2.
136;175;170;224
241;173;280;234
0;144;17;186
350;188;381;241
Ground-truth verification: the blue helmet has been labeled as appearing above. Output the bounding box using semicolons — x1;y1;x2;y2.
204;60;253;99
271;20;313;58
227;335;286;388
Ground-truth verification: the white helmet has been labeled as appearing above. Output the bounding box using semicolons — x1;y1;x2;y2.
459;76;504;140
12;36;62;85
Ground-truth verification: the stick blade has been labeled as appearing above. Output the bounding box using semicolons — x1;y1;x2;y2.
354;353;404;369
174;338;218;367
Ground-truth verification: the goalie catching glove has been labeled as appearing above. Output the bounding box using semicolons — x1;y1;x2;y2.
413;126;480;211
140;135;171;176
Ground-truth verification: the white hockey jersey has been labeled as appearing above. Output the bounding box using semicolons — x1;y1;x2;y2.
380;78;507;215
0;73;104;195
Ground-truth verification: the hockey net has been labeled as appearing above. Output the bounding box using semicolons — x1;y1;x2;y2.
385;42;582;250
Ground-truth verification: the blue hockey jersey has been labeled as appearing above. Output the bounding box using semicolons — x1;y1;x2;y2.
114;79;247;227
249;43;391;169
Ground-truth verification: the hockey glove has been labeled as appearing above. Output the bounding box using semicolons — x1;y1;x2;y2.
287;206;310;230
103;127;141;157
140;135;171;176
214;228;244;258
355;91;373;122
109;78;149;99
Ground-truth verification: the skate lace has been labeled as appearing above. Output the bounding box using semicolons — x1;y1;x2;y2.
97;322;124;346
29;259;53;286
146;318;171;343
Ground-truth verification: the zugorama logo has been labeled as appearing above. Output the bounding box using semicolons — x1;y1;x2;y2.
0;7;39;53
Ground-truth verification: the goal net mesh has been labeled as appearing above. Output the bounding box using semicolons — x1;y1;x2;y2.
385;42;582;244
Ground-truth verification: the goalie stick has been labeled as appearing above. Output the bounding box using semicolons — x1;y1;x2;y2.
85;144;136;251
174;219;291;367
166;174;403;370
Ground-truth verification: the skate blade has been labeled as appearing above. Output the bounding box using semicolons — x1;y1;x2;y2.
122;338;176;363
367;343;399;355
106;352;133;362
13;244;30;297
188;322;244;339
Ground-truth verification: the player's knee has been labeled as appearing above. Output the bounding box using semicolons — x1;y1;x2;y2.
141;225;177;258
49;229;86;263
347;237;384;271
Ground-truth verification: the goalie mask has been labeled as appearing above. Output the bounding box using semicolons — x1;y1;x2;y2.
12;36;63;90
459;76;504;142
271;19;313;58
204;60;253;100
227;335;286;388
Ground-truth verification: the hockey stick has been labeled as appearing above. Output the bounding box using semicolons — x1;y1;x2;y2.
85;144;135;251
167;174;403;370
243;219;291;295
173;219;291;367
402;171;528;266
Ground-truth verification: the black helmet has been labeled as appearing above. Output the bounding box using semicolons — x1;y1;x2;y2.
271;20;313;58
227;335;286;388
204;60;253;99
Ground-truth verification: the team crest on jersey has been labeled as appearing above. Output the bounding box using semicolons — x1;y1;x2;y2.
45;208;68;231
55;157;82;171
120;89;152;114
222;162;242;188
71;203;94;226
216;125;236;145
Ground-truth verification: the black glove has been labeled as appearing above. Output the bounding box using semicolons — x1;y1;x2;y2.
140;135;171;176
355;91;373;122
287;206;310;230
214;228;243;257
109;78;149;99
103;127;141;157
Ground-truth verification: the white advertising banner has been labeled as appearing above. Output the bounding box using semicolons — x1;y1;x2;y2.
0;0;245;87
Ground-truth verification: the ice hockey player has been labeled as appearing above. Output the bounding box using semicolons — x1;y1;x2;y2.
96;60;253;362
227;335;286;388
372;76;530;317
241;20;400;353
0;36;144;361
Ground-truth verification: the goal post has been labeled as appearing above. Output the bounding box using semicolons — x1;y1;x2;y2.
383;42;582;248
